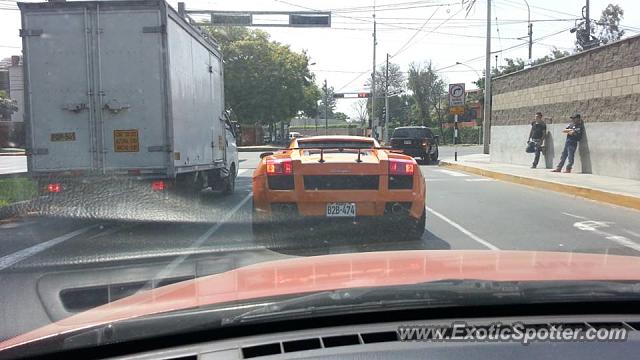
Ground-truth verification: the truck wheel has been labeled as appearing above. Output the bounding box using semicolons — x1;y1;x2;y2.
222;164;236;195
406;208;426;241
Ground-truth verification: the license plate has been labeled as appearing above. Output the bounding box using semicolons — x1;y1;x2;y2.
404;140;412;145
326;203;356;217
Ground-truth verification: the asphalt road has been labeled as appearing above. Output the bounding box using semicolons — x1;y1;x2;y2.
1;145;640;340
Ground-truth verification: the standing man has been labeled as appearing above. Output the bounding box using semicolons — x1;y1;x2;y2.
528;112;547;168
552;113;584;173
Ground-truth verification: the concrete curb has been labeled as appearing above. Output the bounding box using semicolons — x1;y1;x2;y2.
0;199;38;220
439;161;640;211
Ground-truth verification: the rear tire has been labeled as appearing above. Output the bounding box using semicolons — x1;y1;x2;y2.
430;147;439;163
406;208;426;241
222;164;236;195
420;153;429;165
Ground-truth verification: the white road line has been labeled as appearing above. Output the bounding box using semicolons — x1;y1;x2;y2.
562;212;588;219
624;229;640;238
573;220;640;253
465;178;493;182
237;169;249;176
0;225;97;271
436;169;469;177
426;206;500;250
152;192;253;281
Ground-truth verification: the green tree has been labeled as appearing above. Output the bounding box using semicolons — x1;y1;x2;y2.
318;85;337;119
598;4;625;45
366;62;406;126
206;26;315;128
407;61;443;127
301;83;322;118
334;112;348;122
0;90;18;120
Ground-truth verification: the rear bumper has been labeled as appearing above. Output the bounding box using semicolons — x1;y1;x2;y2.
397;147;425;157
253;175;426;221
254;202;423;233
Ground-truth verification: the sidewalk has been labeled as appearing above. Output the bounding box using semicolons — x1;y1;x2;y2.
439;154;640;211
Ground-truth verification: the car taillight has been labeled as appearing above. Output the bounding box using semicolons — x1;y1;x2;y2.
389;159;415;176
266;159;293;176
47;183;61;193
151;180;166;191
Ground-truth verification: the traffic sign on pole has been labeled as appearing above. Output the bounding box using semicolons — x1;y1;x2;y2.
448;83;465;115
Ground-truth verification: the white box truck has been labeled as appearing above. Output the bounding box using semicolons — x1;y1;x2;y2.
19;0;238;202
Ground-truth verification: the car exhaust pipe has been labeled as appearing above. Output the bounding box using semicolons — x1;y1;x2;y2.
391;202;405;214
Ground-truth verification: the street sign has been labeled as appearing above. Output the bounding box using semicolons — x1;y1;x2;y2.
449;106;465;115
448;83;465;107
448;83;465;115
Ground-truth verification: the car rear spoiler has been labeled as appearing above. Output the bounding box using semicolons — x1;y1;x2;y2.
260;147;405;163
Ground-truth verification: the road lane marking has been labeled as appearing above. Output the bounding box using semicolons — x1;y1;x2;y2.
573;220;640;252
562;212;588;219
152;192;253;281
436;169;469;177
425;206;500;250
465;178;493;182
625;229;640;238
0;225;97;271
237;169;249;176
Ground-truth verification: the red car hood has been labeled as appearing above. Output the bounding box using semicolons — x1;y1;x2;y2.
3;249;640;351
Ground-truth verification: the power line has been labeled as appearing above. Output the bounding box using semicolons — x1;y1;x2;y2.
391;7;439;57
434;27;573;72
394;4;465;58
495;0;579;20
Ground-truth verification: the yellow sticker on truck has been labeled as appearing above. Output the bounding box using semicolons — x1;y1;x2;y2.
114;129;139;152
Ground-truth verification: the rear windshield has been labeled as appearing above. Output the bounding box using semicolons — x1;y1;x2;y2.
297;141;375;149
392;128;433;139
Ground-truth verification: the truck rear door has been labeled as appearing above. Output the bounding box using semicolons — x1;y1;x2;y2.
96;6;167;171
22;7;94;172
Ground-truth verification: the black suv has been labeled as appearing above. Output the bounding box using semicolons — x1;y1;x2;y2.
390;126;439;164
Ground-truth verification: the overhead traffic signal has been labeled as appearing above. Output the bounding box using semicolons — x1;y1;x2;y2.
357;92;370;98
333;93;345;98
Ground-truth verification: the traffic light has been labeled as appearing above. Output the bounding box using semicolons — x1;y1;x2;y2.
289;14;331;27
357;92;370;98
333;93;345;98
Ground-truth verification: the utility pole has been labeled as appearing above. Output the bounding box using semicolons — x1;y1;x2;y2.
483;0;491;154
523;0;532;62
323;79;328;135
585;0;590;44
384;53;390;144
371;6;377;140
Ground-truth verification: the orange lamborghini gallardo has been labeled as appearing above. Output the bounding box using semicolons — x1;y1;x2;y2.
252;136;426;243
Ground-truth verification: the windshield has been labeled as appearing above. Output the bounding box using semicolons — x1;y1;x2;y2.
1;0;640;357
392;128;434;139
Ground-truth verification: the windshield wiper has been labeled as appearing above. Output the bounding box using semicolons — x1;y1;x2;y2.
219;280;640;326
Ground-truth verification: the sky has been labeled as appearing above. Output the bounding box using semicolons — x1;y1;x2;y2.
1;0;639;117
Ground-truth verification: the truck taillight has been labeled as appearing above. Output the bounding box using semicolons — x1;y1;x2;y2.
47;183;62;193
389;159;415;176
266;159;293;176
151;180;166;191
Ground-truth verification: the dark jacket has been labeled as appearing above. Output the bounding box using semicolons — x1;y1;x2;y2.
565;123;584;143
